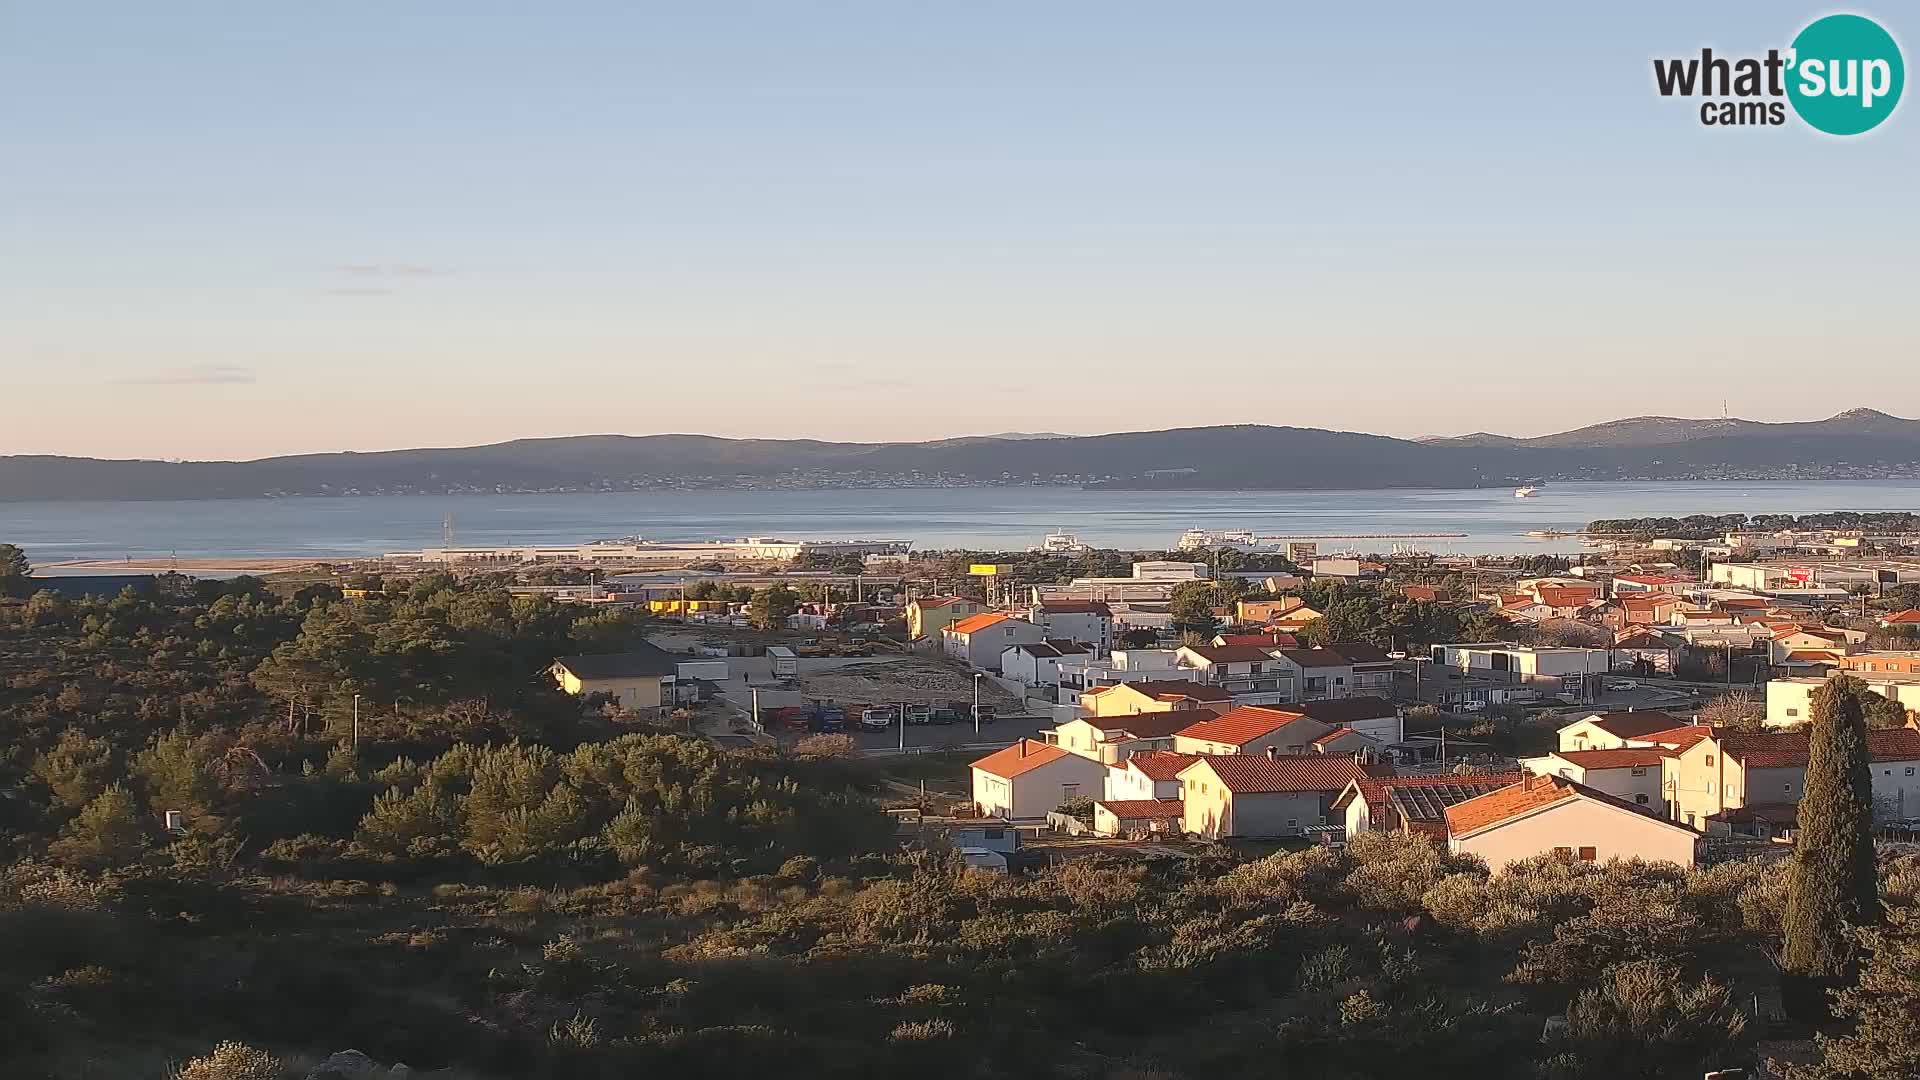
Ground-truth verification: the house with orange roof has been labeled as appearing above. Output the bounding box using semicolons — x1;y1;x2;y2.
1521;747;1670;809
907;595;983;641
1331;772;1526;839
1179;753;1387;839
1092;798;1186;838
1445;774;1699;872
1171;706;1334;756
1612;627;1680;674
1767;625;1855;664
1880;608;1920;629
942;611;1045;670
1053;696;1229;764
970;739;1108;822
1837;651;1920;676
1611;574;1693;597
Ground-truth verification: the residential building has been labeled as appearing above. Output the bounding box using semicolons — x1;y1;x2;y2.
1837;651;1920;676
1104;750;1198;802
1029;600;1114;654
1663;726;1920;827
1611;574;1694;597
1000;640;1088;689
1054;648;1184;701
1173;644;1296;703
1612;628;1680;674
1093;799;1185;838
1268;606;1327;634
1766;674;1920;728
1445;774;1700;873
1172;706;1333;756
1053;710;1208;765
1236;598;1308;624
1432;642;1615;678
550;645;680;714
1284;696;1405;745
1271;648;1357;700
1521;749;1669;810
1180;754;1385;839
906;595;983;641
1556;711;1687;752
1077;679;1234;721
1332;772;1525;838
1311;557;1366;580
1213;630;1300;649
943;612;1046;670
970;739;1108;822
1329;643;1397;696
1879;608;1920;630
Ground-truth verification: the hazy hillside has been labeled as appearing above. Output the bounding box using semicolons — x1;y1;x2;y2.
4;409;1918;499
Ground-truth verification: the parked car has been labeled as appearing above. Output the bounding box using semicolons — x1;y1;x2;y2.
1457;700;1489;713
859;707;895;731
930;706;961;726
906;703;933;725
950;701;995;724
1605;679;1639;692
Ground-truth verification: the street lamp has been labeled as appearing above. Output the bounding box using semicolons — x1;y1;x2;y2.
973;672;983;736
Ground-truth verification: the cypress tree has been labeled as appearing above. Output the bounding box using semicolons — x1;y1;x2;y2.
1782;675;1880;1021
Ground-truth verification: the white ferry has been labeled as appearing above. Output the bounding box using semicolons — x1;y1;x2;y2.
1514;486;1539;498
1030;531;1091;554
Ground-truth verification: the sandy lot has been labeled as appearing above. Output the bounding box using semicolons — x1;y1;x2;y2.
799;657;1022;709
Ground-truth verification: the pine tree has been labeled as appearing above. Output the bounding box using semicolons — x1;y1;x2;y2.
1782;675;1880;1020
50;784;151;868
1787;907;1920;1080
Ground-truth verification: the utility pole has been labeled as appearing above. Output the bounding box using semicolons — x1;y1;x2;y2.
751;685;761;733
899;699;907;753
973;673;983;737
352;693;360;752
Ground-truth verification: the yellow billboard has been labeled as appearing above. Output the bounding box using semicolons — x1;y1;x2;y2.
969;563;1010;576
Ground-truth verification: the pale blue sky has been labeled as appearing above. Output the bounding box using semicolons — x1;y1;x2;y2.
2;2;1914;459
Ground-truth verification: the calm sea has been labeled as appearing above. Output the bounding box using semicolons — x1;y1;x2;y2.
6;480;1920;567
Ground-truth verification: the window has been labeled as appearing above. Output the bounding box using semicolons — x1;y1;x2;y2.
1706;781;1713;793
1686;813;1696;827
984;828;1005;840
1286;818;1298;829
1704;755;1715;766
1635;794;1649;805
1553;846;1573;857
1578;846;1597;862
1907;767;1916;777
1631;766;1646;776
1786;708;1799;717
1784;783;1793;793
1062;784;1079;800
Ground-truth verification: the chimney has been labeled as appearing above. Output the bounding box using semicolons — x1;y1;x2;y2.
1266;745;1279;759
1020;740;1029;757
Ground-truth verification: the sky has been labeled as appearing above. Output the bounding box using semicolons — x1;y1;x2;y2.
3;2;1917;460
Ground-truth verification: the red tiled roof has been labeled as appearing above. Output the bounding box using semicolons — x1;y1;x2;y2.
1313;726;1359;745
1095;798;1184;820
1579;711;1684;740
1883;609;1920;624
1328;642;1395;665
1185;753;1385;794
1642;724;1714;751
1784;650;1844;664
1551;748;1672;768
1401;586;1442;602
1445;774;1588;835
971;739;1071;779
1124;750;1201;780
1174;706;1316;746
1721;729;1920;769
949;612;1013;635
1386;774;1527;825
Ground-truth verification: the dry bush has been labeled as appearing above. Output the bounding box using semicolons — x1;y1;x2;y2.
171;1041;283;1080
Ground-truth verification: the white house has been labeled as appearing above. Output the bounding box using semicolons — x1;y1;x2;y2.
1000;640;1088;689
1103;750;1197;802
970;739;1108;822
1285;696;1404;745
1767;674;1920;728
1030;600;1114;655
1556;711;1688;752
1521;748;1669;811
943;613;1047;671
1445;774;1700;873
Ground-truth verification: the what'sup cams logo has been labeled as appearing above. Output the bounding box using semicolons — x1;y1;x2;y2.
1654;13;1903;134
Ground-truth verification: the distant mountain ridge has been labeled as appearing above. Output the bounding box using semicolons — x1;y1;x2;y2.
4;409;1919;500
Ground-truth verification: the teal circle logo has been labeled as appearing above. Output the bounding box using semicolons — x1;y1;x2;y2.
1786;14;1904;135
